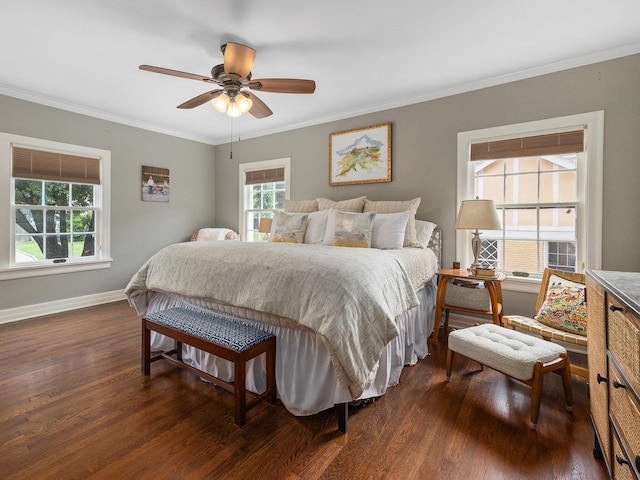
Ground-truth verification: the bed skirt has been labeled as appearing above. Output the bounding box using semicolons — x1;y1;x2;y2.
145;281;436;416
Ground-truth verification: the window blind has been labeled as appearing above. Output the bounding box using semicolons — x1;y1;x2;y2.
245;167;285;185
12;146;101;184
470;130;584;161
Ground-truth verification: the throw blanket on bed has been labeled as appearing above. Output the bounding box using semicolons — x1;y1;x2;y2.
125;241;420;397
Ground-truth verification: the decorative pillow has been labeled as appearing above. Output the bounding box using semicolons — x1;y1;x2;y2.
303;209;330;244
371;211;410;249
316;196;366;213
271;212;309;243
534;275;587;336
333;211;376;248
284;199;318;213
323;210;375;248
415;220;437;248
363;198;421;247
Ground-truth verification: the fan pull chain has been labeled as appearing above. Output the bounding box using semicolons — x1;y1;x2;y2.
229;117;233;160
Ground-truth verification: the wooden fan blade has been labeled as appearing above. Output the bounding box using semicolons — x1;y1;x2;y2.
177;90;223;109
223;42;256;80
244;91;273;118
139;65;218;84
248;78;316;94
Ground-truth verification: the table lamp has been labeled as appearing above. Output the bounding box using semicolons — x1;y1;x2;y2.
258;218;273;240
455;197;501;270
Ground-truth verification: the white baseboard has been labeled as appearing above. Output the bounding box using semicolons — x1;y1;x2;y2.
0;290;127;325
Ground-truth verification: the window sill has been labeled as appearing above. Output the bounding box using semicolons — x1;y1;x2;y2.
0;258;113;280
502;275;542;294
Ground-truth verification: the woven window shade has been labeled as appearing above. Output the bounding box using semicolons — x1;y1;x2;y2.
12;146;101;184
245;167;285;185
470;130;584;161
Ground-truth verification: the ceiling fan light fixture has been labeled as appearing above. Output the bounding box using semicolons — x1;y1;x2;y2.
226;100;241;117
236;93;253;113
211;93;230;113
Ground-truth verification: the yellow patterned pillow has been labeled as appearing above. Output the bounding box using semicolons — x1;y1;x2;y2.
271;212;309;243
534;278;587;336
332;211;376;248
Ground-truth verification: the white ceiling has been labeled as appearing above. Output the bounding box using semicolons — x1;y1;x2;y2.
2;1;640;145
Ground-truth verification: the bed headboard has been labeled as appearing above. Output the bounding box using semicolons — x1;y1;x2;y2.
427;229;442;271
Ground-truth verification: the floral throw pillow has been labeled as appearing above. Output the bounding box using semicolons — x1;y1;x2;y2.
271;212;309;243
534;279;587;336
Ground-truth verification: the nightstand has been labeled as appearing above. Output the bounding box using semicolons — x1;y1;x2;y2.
432;268;506;345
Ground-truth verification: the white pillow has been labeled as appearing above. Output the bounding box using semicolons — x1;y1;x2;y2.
303;209;330;244
371;211;410;249
415;220;437;248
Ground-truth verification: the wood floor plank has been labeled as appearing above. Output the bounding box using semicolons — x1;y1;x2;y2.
0;301;607;479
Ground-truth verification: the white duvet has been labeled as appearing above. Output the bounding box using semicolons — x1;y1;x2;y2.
126;241;435;397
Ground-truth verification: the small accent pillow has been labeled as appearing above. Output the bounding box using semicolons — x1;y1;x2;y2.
363;198;421;247
316;196;366;213
534;275;587;336
371;211;410;249
415;220;437;248
284;199;318;213
271;212;309;243
324;210;376;248
303;209;331;244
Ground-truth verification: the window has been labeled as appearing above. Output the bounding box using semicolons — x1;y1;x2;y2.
0;133;111;280
239;158;290;240
457;112;603;287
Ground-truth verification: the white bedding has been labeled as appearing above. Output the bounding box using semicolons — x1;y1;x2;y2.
125;240;438;415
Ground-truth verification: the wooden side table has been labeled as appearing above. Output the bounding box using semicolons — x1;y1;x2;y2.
432;268;506;345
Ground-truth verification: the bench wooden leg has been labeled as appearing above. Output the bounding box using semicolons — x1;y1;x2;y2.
266;339;276;404
530;361;545;430
559;352;574;412
446;348;454;382
142;319;151;375
234;359;247;427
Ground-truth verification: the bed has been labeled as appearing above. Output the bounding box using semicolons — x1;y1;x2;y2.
125;208;441;431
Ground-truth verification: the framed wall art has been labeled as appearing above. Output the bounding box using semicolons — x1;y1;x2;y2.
329;122;391;186
142;165;170;202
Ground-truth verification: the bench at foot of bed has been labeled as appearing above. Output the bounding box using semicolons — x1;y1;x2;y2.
142;307;276;427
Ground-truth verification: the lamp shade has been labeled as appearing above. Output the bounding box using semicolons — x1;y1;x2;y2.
258;217;273;234
455;199;501;230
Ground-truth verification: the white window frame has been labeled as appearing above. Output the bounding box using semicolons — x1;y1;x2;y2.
238;158;290;240
0;132;112;280
456;111;604;293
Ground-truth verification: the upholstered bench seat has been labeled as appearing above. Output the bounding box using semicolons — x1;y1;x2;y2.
143;307;276;426
446;323;573;429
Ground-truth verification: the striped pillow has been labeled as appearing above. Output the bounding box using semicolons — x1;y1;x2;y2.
283;199;318;213
316;196;366;213
363;198;421;247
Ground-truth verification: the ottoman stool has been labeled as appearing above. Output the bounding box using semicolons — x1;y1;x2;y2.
446;323;573;429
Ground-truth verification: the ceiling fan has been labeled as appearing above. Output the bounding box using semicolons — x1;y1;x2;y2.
140;42;316;118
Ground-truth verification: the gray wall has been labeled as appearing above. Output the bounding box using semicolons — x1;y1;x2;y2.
0;95;216;310
215;53;640;316
1;53;638;315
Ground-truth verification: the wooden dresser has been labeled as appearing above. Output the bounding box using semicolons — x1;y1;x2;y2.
587;270;640;479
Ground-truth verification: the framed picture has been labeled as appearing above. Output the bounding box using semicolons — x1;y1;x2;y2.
142;166;170;202
329;122;391;186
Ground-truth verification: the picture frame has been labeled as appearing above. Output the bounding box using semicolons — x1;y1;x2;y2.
329;122;391;186
142;166;170;202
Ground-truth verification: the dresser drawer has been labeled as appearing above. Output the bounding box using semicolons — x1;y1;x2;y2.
612;427;637;480
610;361;640;478
608;297;640;390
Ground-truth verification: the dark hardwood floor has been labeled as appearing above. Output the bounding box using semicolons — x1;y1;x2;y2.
0;301;607;479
